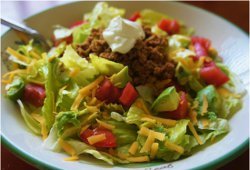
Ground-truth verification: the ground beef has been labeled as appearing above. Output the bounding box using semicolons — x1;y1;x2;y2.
76;27;175;86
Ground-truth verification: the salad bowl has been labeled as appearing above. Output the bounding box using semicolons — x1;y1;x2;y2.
1;1;249;170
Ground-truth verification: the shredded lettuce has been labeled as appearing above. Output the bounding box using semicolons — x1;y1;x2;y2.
106;120;138;146
73;2;125;44
55;111;81;135
56;80;79;111
196;85;221;116
60;45;99;86
43;125;61;152
140;9;171;26
6;77;25;101
42;58;69;131
17;100;41;135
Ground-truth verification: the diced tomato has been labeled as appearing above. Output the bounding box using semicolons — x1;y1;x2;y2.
23;83;46;107
95;78;121;104
191;36;211;60
80;127;117;148
51;34;73;47
158;19;180;35
69;20;86;29
161;91;188;120
129;12;141;22
119;82;138;107
191;36;211;50
193;43;208;58
200;63;229;87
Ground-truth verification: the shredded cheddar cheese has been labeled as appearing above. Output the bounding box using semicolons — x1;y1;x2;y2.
126;156;149;162
138;127;165;141
96;119;115;130
201;95;208;116
141;117;156;123
188;122;203;145
71;76;104;110
59;138;77;156
189;110;198;125
64;155;79;161
6;47;31;63
144;114;177;127
140;131;155;153
201;119;209;128
128;142;139;155
87;134;106;145
30;51;41;59
164;141;184;154
80;124;90;134
135;98;152;115
150;143;159;159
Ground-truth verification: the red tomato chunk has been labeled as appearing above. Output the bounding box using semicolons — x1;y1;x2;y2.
69;20;86;29
80;127;117;148
158;19;180;35
51;34;73;47
95;78;121;104
200;62;229;87
23;83;46;107
129;12;141;22
191;36;211;60
119;82;138;107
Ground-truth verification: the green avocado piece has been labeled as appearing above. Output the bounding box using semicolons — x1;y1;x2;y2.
151;86;180;113
6;77;25;101
90;54;124;76
110;66;131;88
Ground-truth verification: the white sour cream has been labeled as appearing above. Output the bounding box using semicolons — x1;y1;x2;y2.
103;16;145;54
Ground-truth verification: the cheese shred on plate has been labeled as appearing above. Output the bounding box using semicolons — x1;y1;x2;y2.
87;134;106;145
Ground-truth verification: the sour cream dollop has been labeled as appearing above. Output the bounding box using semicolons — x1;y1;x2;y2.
103;16;145;54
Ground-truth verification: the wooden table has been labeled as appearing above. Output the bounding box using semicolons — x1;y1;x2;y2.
1;1;249;170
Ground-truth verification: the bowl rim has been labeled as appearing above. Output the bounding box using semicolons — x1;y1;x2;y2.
1;1;249;170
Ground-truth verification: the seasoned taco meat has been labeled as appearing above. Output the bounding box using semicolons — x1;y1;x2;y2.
76;27;175;86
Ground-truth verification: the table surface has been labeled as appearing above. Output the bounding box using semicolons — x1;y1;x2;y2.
1;1;249;170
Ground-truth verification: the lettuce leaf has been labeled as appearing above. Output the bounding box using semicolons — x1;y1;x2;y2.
106;120;138;146
43;125;61;152
55;111;81;135
73;2;125;44
56;80;79;111
17;100;41;135
84;2;125;28
197;118;229;132
67;139;114;165
60;45;99;86
6;77;25;101
219;96;242;118
196;85;221;116
125;105;144;126
140;9;171;26
42;58;69;131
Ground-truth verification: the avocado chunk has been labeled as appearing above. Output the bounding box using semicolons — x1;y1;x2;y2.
110;66;131;88
6;77;25;101
90;54;124;76
151;86;180;113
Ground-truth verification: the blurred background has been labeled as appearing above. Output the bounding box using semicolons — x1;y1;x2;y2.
1;1;249;170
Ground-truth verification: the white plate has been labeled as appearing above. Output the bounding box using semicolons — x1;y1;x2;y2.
1;2;249;170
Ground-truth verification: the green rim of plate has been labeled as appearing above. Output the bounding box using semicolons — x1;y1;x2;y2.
1;1;249;170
